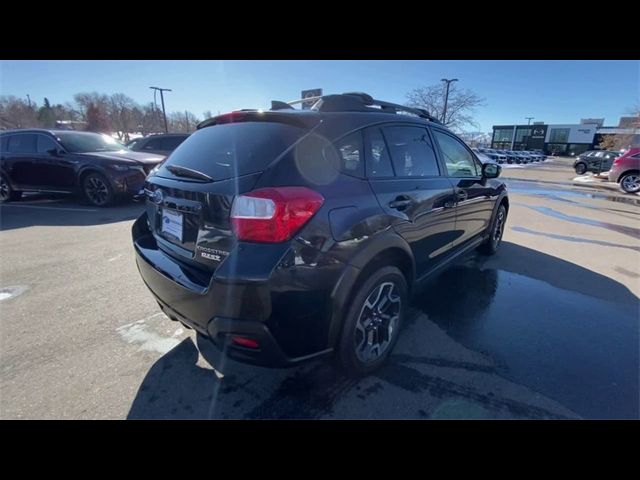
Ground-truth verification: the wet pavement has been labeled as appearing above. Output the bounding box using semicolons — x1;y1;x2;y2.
1;176;639;419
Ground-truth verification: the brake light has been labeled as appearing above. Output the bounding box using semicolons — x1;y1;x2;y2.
613;157;622;166
231;336;260;349
230;187;324;243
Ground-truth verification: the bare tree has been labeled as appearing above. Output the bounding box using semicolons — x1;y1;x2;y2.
0;96;40;129
107;93;139;142
167;111;200;133
406;83;485;131
599;104;640;151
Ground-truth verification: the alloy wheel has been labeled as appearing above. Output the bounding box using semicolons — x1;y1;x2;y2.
354;282;401;363
621;174;639;193
85;177;109;206
493;209;505;243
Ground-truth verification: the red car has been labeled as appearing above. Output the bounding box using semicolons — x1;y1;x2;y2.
609;147;640;193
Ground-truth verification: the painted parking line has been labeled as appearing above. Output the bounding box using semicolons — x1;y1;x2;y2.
0;204;99;212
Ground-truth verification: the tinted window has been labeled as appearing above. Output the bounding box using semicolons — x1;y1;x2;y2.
631;153;640;159
381;126;439;177
8;134;37;153
142;138;164;150
160;136;187;151
334;131;364;177
37;135;58;153
57;132;127;153
365;128;394;178
432;130;479;177
160;122;306;181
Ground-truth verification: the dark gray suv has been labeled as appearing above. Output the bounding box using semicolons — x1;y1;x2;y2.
132;92;509;376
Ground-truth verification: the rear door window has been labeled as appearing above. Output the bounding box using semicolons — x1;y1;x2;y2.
381;126;440;177
7;134;37;153
159;122;307;181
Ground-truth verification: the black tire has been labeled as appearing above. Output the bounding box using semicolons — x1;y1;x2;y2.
478;204;507;256
337;266;408;376
82;172;114;207
0;175;22;203
619;172;640;194
575;163;587;175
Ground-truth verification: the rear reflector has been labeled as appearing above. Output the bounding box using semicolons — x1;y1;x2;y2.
231;336;260;349
230;187;324;243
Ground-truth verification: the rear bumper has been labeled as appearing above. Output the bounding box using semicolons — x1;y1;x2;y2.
151;292;331;367
608;166;621;183
132;212;339;367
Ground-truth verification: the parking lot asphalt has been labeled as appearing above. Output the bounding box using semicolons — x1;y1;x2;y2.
1;161;638;419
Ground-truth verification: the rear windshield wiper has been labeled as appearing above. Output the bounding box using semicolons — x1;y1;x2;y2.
166;165;214;182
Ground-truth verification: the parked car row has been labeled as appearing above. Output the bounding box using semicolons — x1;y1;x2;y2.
0;131;189;206
474;148;547;164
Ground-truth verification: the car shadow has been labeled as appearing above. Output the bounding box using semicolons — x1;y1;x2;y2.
127;242;639;419
0;193;145;231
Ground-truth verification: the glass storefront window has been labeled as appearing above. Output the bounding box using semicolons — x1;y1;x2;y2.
493;128;513;143
567;144;590;156
549;128;570;143
515;128;532;142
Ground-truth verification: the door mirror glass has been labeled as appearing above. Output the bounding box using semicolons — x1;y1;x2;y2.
482;163;501;178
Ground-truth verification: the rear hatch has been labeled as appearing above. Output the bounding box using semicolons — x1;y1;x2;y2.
144;119;310;271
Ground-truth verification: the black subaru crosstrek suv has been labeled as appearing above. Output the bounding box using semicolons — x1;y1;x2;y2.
0;129;164;206
132;93;508;375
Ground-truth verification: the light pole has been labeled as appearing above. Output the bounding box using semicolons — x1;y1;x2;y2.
526;117;534;125
149;86;172;133
441;78;458;124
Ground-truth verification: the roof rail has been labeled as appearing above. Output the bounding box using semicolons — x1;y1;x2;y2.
270;92;442;124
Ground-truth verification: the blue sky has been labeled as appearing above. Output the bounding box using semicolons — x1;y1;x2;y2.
1;60;637;131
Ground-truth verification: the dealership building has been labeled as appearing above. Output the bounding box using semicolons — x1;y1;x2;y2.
491;117;640;155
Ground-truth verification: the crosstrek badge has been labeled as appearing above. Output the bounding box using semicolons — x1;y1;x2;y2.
196;246;229;262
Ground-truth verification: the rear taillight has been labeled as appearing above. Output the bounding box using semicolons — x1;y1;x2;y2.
613;157;622;166
231;336;260;349
230;187;324;243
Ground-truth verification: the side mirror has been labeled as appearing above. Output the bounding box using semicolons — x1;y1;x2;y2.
47;148;65;157
482;162;501;179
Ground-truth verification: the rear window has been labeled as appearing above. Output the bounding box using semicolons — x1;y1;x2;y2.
158;122;306;180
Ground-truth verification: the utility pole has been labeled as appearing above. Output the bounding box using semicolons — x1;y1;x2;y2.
526;117;534;125
149;86;172;133
441;78;458;125
26;94;31;108
185;110;189;132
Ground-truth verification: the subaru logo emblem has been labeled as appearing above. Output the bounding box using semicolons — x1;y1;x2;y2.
151;189;164;205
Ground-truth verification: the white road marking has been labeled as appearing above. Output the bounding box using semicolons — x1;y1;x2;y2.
107;254;123;262
116;314;181;355
0;204;99;212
